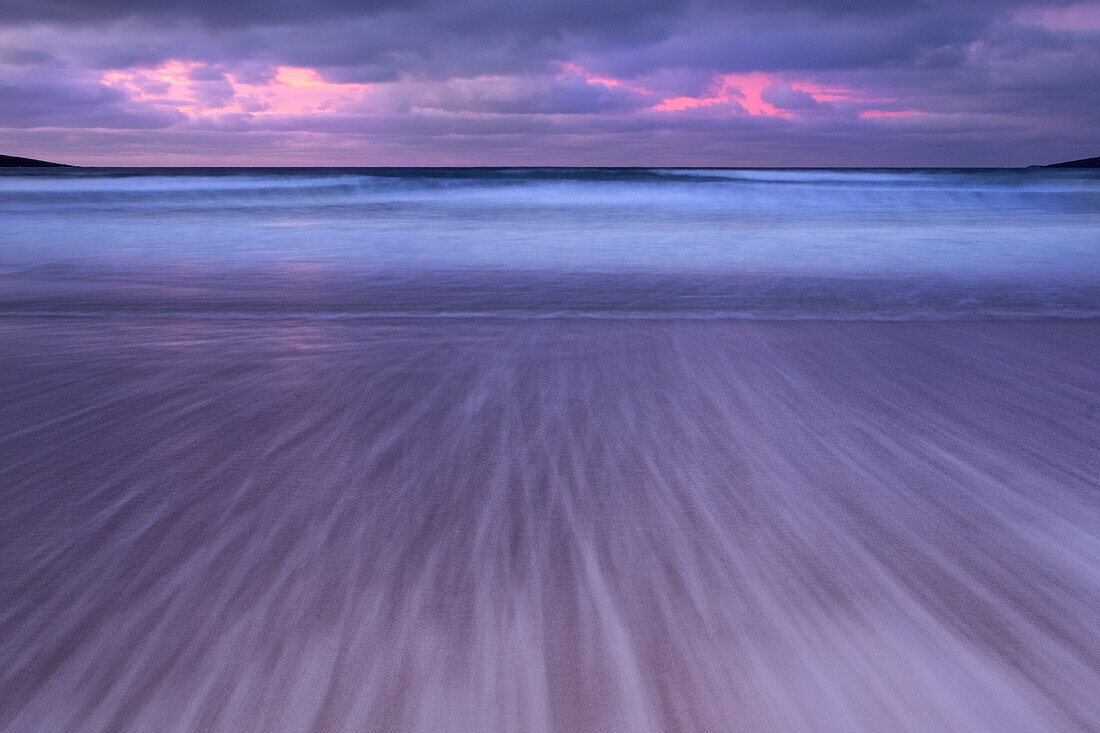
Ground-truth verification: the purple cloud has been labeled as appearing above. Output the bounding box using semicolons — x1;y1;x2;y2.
0;0;1097;164
761;84;825;111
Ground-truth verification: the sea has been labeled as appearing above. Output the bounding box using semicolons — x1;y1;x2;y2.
1;168;1098;732
1;166;1097;318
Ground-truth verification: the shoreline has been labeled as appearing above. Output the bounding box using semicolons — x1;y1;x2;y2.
2;317;1096;731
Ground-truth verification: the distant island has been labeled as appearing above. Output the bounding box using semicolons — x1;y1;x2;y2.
1045;156;1100;168
0;154;72;167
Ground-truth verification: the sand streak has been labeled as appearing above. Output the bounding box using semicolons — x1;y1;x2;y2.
1;318;1097;731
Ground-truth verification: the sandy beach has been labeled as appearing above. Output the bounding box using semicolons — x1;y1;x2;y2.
1;316;1096;731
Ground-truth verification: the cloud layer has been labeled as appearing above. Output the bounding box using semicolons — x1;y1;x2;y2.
2;0;1098;164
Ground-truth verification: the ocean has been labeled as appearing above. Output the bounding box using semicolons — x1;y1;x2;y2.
1;168;1098;731
1;166;1097;318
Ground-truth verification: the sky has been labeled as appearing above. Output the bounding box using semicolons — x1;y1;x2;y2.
1;0;1098;166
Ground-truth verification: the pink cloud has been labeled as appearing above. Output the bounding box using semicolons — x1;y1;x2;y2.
858;109;920;119
654;73;857;117
97;59;928;139
654;73;770;114
1013;2;1100;31
556;62;651;94
103;61;374;119
652;72;922;121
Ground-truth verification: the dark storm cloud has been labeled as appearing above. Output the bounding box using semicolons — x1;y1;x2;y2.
0;0;423;26
0;0;1052;26
583;2;1013;78
2;1;1091;82
0;1;1047;74
0;0;688;32
0;67;184;128
761;84;823;111
0;49;58;66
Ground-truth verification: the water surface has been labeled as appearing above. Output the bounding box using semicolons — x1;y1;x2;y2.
2;167;1097;318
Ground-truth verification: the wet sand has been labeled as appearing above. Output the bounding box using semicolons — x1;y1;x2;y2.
1;317;1097;731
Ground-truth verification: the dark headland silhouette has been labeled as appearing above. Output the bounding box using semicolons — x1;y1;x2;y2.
0;154;72;167
1044;155;1100;168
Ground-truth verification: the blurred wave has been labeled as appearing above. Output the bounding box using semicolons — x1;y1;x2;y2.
1;167;1097;319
